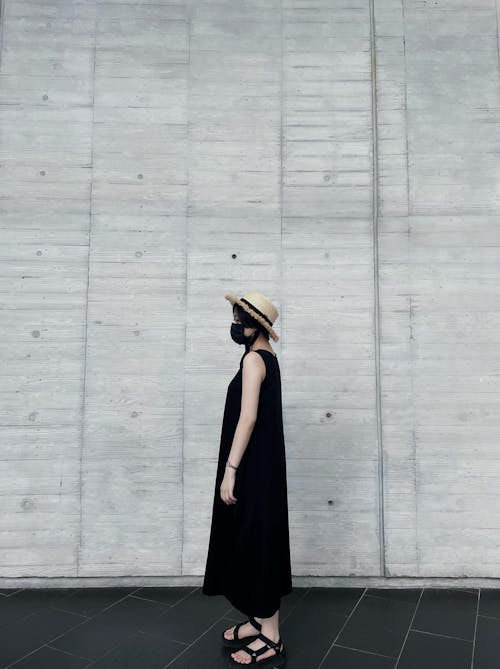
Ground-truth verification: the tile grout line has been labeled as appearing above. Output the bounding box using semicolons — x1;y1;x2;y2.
334;642;398;660
277;586;312;632
476;612;500;622
315;587;368;669
394;588;424;668
130;585;198;608
410;626;477;643
470;588;480;669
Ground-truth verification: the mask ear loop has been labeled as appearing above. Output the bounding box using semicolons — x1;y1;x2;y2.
245;327;261;352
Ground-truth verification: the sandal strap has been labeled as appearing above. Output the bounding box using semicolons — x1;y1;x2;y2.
231;617;261;641
248;615;262;631
256;631;282;651
233;621;244;639
238;634;284;663
240;644;272;660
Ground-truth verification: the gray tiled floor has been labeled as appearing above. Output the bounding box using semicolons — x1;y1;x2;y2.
0;585;498;668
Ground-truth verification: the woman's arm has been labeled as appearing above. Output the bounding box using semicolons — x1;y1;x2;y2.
220;352;266;504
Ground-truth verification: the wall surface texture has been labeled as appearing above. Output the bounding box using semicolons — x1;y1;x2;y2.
1;0;500;585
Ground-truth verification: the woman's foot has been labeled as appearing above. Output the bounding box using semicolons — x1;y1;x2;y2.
223;618;261;641
230;630;282;664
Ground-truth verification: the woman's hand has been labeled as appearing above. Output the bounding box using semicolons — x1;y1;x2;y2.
220;468;237;505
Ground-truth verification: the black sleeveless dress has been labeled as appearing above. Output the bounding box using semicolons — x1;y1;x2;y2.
202;348;293;618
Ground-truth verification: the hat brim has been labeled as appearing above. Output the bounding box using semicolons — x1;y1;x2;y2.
225;293;279;342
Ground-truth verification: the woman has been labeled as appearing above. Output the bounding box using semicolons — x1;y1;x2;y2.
202;290;292;667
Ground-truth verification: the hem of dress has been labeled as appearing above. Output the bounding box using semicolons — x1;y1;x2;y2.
202;583;293;619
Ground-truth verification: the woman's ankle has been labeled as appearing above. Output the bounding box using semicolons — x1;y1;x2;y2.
260;623;280;641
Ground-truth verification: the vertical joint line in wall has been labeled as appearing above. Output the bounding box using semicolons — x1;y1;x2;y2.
78;3;98;577
0;0;5;67
280;1;283;348
368;0;386;577
401;0;416;570
402;0;410;216
181;8;192;577
496;0;500;89
410;298;419;572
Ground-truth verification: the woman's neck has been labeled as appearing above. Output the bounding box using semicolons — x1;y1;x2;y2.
249;334;272;352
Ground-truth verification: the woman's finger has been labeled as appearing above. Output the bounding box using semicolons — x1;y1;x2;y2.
219;484;238;504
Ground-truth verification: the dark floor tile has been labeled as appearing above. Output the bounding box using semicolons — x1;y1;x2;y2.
321;644;396;669
224;587;308;624
0;590;23;598
336;592;416;658
396;630;472;669
49;595;168;662
276;587;362;668
165;618;238;669
0;586;490;669
411;588;477;640
142;588;233;644
473;614;500;669
309;587;365;617
130;586;198;608
54;587;139;618
84;630;185;669
0;588;79;628
8;645;89;669
365;588;422;605
478;588;500;620
0;607;88;668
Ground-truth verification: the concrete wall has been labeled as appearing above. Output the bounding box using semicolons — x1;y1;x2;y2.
1;0;500;585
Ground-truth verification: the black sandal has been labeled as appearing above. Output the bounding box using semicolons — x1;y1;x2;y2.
221;615;262;647
229;630;286;666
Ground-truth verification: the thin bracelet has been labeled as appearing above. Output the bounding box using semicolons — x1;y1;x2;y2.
226;459;238;470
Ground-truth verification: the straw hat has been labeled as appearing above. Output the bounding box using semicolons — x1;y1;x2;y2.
225;290;280;342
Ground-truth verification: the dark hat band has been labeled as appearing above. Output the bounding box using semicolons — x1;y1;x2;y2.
239;297;273;327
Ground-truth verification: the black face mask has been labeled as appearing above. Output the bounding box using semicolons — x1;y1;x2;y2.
230;323;260;347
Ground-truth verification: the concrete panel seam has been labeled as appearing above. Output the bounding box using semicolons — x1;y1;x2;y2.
0;0;5;68
496;0;500;106
181;4;193;578
369;0;386;577
280;3;283;370
78;2;98;577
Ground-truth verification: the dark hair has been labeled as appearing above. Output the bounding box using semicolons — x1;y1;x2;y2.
233;304;270;341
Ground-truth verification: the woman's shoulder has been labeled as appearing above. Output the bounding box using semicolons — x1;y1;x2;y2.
242;349;268;367
246;348;277;359
242;349;276;367
243;349;279;383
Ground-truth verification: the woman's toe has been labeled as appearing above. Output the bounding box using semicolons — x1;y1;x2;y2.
232;650;248;664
